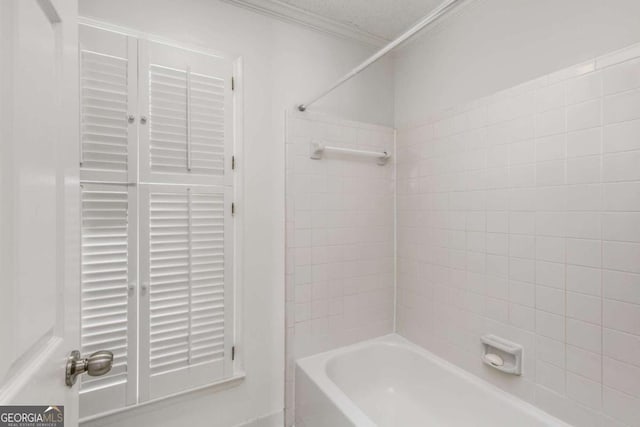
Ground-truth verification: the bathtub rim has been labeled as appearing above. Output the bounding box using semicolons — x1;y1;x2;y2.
295;333;571;427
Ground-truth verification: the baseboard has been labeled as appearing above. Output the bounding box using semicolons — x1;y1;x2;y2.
235;410;284;427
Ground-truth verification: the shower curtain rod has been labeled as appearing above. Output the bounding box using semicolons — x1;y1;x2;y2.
297;0;463;112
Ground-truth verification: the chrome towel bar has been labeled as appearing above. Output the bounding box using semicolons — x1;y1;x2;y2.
309;141;390;166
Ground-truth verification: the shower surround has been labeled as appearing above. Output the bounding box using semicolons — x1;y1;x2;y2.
396;43;640;427
287;41;640;427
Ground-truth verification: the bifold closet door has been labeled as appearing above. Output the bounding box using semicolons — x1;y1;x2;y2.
79;183;138;417
78;25;138;417
138;184;234;401
139;40;234;186
79;24;138;184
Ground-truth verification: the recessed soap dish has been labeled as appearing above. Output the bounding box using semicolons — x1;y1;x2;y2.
481;335;523;375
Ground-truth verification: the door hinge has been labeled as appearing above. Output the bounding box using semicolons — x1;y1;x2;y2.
231;202;236;216
231;346;236;361
231;76;235;91
232;155;236;170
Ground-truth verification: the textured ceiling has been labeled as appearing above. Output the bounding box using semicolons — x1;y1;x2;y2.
270;0;444;40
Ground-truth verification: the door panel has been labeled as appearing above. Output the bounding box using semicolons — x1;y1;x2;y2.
139;40;234;187
78;24;139;418
79;183;137;418
79;24;138;184
0;0;79;425
138;184;234;401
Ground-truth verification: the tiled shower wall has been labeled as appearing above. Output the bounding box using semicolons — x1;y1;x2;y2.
396;44;640;427
285;112;395;425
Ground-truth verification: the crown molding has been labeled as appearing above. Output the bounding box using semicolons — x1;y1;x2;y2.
220;0;388;47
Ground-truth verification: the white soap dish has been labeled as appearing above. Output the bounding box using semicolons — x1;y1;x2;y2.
481;334;523;375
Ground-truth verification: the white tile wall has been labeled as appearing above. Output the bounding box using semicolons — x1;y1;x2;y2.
285;112;395;425
396;47;640;427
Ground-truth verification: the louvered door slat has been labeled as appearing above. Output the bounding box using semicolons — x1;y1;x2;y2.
149;65;188;177
147;190;190;378
80;51;129;178
146;189;190;373
189;191;226;366
189;73;227;177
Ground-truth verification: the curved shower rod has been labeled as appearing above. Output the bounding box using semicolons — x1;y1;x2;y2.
297;0;464;112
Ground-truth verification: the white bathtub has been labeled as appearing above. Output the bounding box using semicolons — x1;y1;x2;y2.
295;335;569;427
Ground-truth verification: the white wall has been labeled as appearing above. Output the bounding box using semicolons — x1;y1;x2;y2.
395;22;640;427
395;0;640;127
78;1;394;426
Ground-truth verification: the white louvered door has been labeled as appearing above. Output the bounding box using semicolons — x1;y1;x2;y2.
139;40;233;186
79;24;236;417
79;24;138;417
79;25;137;184
139;185;234;400
79;184;137;417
